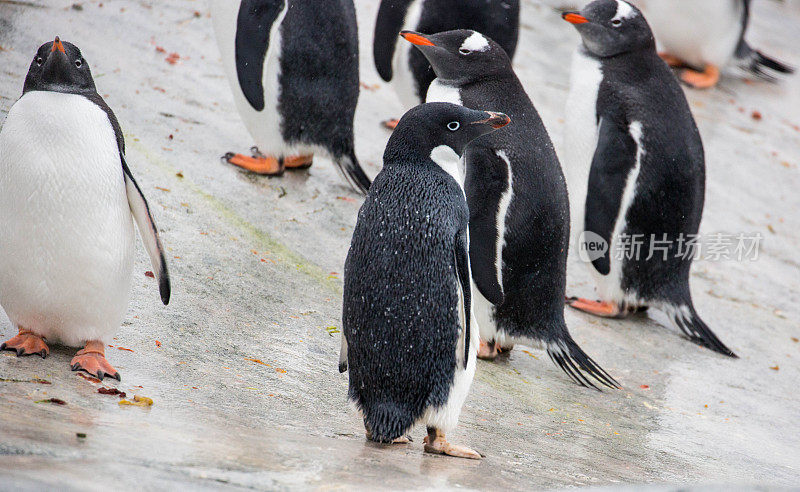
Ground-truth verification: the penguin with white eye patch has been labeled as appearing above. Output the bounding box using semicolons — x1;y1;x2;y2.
562;0;737;357
630;0;793;89
341;102;510;459
0;38;170;380
402;30;619;389
373;0;520;128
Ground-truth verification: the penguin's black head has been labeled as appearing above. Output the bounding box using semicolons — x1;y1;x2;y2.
562;0;654;58
400;30;511;84
384;102;510;165
23;37;96;95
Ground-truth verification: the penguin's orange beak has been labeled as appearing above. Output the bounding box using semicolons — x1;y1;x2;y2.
51;36;66;54
562;12;589;24
400;31;435;47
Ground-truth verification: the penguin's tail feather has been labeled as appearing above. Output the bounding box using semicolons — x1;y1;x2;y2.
335;150;372;195
546;336;620;391
736;41;795;81
361;401;414;443
663;302;738;358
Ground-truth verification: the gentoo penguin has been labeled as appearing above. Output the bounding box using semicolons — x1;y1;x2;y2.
562;0;737;356
0;38;170;380
373;0;520;128
630;0;794;88
209;0;371;193
403;30;618;389
341;102;510;458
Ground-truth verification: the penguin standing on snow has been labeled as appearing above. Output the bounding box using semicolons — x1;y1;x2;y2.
341;102;510;459
373;0;520;128
561;0;737;356
402;30;618;389
630;0;793;88
0;38;170;380
209;0;371;193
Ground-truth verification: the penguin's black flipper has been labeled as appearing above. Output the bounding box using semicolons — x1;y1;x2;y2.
122;154;171;306
339;333;348;373
454;228;472;369
235;0;286;111
373;0;415;81
546;335;620;391
585;117;638;276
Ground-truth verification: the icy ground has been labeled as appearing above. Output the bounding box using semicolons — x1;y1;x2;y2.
0;0;798;489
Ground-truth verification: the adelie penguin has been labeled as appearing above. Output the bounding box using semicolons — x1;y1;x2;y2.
630;0;794;88
340;102;510;459
373;0;520;128
402;30;618;390
209;0;371;193
562;0;737;357
0;38;171;380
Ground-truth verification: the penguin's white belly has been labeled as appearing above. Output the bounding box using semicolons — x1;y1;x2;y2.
391;0;424;109
563;48;602;260
425;78;462;106
210;1;313;156
633;0;742;68
0;92;135;346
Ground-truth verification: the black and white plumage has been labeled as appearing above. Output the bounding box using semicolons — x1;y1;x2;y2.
374;0;520;109
0;39;169;360
209;0;371;192
562;0;736;357
341;103;508;455
631;0;793;82
405;30;618;390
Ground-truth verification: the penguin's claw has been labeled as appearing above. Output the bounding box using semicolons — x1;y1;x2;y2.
222;152;284;176
423;429;481;460
282;154;314;170
566;297;624;318
70;343;120;381
680;64;720;89
1;329;49;359
392;435;413;444
477;339;498;360
381;118;399;130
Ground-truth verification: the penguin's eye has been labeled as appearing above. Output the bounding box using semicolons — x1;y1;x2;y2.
447;121;460;131
35;57;43;66
611;19;622;27
75;59;82;68
458;48;471;55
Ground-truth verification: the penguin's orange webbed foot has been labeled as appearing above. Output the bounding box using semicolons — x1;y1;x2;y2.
1;328;49;358
71;341;120;381
283;154;314;170
680;64;720;89
477;339;498;360
566;297;623;318
423;428;481;460
222;149;283;175
658;52;687;68
381;118;399;130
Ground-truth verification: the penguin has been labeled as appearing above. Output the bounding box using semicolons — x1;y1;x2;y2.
561;0;737;356
0;37;170;380
340;102;510;458
629;0;794;88
373;0;520;128
402;30;618;390
209;0;371;193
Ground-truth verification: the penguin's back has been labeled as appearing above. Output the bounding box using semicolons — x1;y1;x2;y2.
278;0;360;156
0;91;135;346
344;165;466;436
